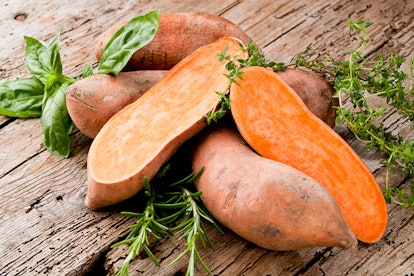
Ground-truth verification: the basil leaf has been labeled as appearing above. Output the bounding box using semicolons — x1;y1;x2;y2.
41;76;75;158
23;27;77;158
0;78;44;118
82;65;94;78
97;10;160;75
24;28;63;84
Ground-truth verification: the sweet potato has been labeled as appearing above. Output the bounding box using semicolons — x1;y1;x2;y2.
277;68;338;128
229;66;388;243
66;71;167;138
67;68;336;140
191;127;357;250
85;37;246;210
95;12;251;70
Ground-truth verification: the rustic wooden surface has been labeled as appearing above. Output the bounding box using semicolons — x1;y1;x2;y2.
1;0;413;275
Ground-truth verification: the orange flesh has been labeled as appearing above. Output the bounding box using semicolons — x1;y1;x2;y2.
230;66;388;243
90;70;217;181
86;37;245;209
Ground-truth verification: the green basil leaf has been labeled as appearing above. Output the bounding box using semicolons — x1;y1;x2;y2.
41;76;75;158
0;78;44;118
97;10;160;75
24;28;63;84
82;65;94;78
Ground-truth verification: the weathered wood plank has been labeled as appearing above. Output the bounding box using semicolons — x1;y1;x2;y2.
103;1;414;275
0;0;413;275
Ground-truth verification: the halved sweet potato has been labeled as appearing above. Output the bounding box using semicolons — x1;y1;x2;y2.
85;37;246;210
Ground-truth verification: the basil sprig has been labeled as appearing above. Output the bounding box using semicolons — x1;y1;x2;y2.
0;10;160;157
98;9;160;75
24;29;76;158
0;78;44;118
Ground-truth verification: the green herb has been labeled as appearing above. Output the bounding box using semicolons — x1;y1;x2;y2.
0;10;160;157
97;10;160;75
111;177;170;276
0;78;44;118
41;76;75;158
112;167;222;276
292;19;414;208
24;29;77;158
81;65;94;78
205;41;287;124
211;20;414;208
163;169;222;276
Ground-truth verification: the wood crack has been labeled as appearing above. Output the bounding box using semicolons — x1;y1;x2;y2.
0;117;16;129
24;189;51;214
263;19;306;48
293;247;333;276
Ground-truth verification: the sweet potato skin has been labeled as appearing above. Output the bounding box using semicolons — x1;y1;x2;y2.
277;68;338;128
191;127;357;250
230;66;388;243
95;13;251;70
85;37;246;210
66;71;167;138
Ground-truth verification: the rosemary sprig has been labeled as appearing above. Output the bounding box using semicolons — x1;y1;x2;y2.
111;177;170;276
112;166;222;276
163;186;218;275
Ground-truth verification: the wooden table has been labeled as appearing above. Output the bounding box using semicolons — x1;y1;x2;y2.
1;0;413;275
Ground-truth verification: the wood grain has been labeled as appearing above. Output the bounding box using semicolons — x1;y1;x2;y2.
0;0;413;275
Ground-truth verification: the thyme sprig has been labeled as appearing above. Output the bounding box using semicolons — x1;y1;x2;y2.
205;41;287;124
209;19;414;208
293;19;414;208
112;166;222;276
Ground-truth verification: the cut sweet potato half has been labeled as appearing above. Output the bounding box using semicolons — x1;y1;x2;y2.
230;66;388;243
85;37;246;210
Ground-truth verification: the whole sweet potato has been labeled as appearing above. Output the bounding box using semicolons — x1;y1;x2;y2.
277;68;338;128
95;12;251;70
191;127;358;250
66;70;167;138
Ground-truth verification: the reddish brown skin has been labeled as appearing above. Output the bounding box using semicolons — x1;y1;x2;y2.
191;127;357;250
95;13;251;70
66;71;167;138
277;68;338;128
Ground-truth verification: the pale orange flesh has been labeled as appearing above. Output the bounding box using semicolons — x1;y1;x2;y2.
85;37;245;209
230;66;388;243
